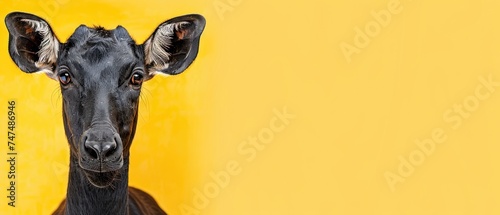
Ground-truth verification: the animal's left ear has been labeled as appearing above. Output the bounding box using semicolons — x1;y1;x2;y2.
143;14;205;76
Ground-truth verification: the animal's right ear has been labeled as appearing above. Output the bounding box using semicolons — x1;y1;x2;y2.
143;14;205;76
5;12;60;76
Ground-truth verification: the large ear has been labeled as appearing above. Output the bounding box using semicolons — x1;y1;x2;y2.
143;14;205;76
5;12;60;75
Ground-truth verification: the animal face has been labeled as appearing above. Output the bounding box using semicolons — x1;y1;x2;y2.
5;12;205;187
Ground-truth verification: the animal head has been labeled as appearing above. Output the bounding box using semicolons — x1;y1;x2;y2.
5;12;205;187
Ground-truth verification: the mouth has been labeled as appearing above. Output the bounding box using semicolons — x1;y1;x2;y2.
79;156;124;188
83;170;120;188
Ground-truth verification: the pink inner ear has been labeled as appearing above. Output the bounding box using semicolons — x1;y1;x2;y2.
25;26;34;34
21;24;37;40
176;29;187;39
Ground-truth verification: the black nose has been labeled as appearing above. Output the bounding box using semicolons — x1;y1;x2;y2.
84;137;117;159
81;127;121;161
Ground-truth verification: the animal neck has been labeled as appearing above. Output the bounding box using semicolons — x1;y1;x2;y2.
64;156;130;215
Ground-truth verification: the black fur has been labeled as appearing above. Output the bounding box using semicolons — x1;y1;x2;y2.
5;11;205;215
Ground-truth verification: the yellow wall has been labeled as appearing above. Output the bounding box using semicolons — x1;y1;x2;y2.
1;0;500;214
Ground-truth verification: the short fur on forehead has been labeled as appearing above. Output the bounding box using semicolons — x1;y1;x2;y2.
64;25;136;64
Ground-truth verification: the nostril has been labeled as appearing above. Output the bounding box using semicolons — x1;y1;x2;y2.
84;144;99;159
104;141;118;158
82;130;121;161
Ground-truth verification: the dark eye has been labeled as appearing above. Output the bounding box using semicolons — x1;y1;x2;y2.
130;72;144;87
59;72;71;85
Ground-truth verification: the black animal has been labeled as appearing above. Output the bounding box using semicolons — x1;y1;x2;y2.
5;12;205;215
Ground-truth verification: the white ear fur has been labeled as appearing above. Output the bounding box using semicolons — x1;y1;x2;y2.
21;18;59;71
143;21;189;72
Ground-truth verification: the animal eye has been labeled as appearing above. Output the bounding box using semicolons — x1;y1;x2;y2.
59;72;71;85
130;72;144;87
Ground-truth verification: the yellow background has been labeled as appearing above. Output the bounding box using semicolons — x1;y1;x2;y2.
1;0;500;214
